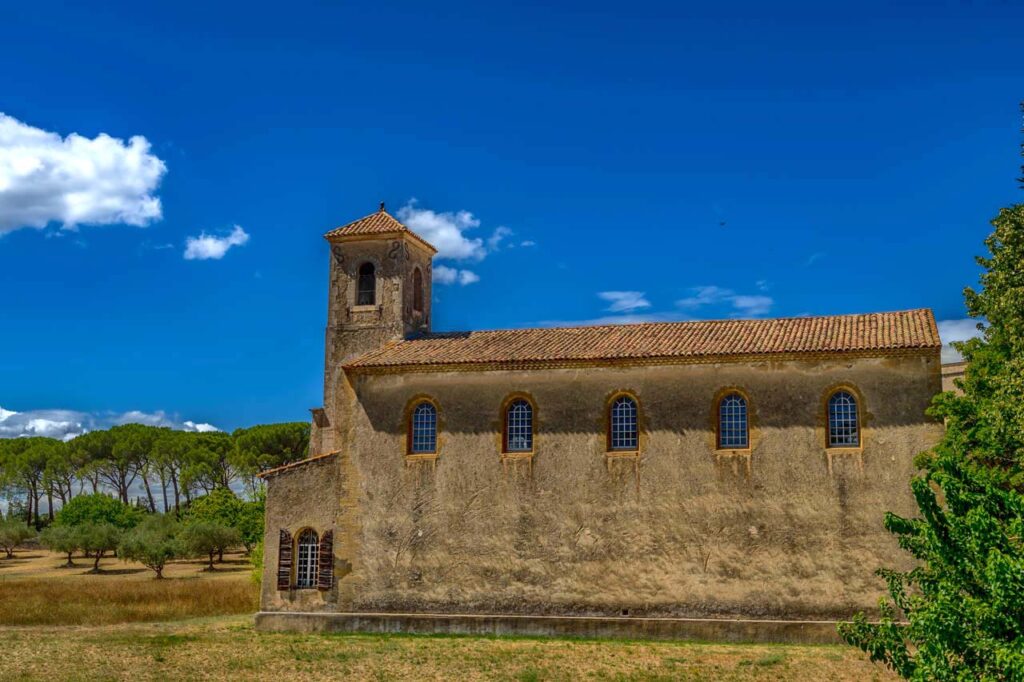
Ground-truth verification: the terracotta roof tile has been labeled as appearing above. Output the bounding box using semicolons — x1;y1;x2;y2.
323;208;437;253
345;309;941;372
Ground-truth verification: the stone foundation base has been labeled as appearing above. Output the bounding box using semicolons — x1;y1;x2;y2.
255;611;843;644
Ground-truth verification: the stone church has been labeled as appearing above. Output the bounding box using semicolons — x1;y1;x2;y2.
257;205;945;640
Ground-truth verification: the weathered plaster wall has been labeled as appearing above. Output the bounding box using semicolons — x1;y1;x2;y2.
261;454;356;612
326;352;943;620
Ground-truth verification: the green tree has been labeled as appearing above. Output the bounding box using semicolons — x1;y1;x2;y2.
237;495;265;555
39;524;84;567
79;522;123;573
179;521;240;571
185;488;243;560
42;440;77;510
110;423;167;512
0;518;35;558
230;422;309;493
0;437;61;527
55;493;139;530
118;514;181;579
840;204;1024;677
151;429;190;512
180;432;235;495
249;539;264;585
185;487;242;526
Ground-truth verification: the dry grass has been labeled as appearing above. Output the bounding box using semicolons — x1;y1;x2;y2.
0;615;897;681
0;549;257;626
0;548;893;679
0;577;258;626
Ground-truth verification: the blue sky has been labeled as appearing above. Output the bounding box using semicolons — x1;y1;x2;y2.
1;0;1022;437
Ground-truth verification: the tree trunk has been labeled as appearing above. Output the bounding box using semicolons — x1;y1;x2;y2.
155;566;164;579
64;552;75;568
207;550;215;571
92;551;103;573
218;547;224;563
159;471;169;513
141;475;156;513
46;488;55;522
171;474;180;513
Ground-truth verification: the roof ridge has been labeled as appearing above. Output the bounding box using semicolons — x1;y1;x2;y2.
323;208;437;253
413;308;934;339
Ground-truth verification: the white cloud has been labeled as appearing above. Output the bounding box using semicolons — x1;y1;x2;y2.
937;318;984;363
677;285;774;317
487;226;513;251
0;406;220;441
397;199;485;261
540;311;690;327
730;295;774;316
0;113;166;234
184;225;249;260
598;291;652;313
457;270;480;285
183;420;219;433
434;265;479;286
520;240;536;247
804;252;825;267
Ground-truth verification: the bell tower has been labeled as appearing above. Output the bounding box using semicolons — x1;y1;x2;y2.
311;203;436;455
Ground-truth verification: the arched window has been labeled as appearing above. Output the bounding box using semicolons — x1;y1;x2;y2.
504;399;534;453
357;262;376;306
828;390;860;448
412;268;424;313
409;401;438;454
718;393;749;449
295;529;319;589
608;395;639;451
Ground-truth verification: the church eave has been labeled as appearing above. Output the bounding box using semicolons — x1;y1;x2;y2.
343;345;941;376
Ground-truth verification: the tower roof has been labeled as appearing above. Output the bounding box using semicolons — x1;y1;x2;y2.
323;206;437;254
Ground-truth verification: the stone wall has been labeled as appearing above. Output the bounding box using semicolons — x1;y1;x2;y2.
275;350;944;620
261;453;353;612
264;351;942;619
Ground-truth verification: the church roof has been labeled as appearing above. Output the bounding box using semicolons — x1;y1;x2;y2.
323;206;437;253
345;309;941;373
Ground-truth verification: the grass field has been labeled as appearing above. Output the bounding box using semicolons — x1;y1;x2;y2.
0;548;258;626
0;549;895;681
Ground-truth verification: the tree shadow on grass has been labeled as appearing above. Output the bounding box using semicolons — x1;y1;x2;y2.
81;568;148;576
195;566;248;574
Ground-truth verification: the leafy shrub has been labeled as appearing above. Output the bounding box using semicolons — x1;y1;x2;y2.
119;514;181;579
0;519;35;558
